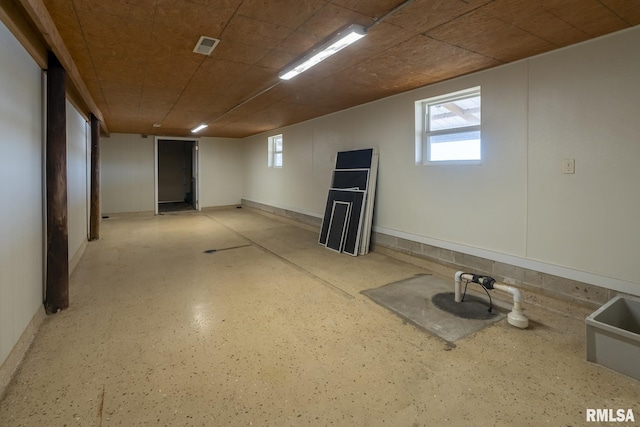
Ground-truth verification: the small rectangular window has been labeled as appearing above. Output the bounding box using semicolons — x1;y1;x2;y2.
416;87;481;164
268;134;283;168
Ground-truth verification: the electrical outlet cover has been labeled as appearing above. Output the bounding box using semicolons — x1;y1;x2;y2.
563;159;575;174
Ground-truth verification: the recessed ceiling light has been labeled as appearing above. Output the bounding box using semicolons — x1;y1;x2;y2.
153;123;161;128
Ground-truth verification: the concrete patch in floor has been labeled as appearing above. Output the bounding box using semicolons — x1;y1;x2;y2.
362;274;506;343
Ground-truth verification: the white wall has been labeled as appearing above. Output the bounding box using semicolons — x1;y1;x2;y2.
0;22;43;366
244;124;320;218
242;26;640;295
101;133;155;214
66;100;89;262
101;134;244;213
199;137;244;207
243;64;529;253
526;28;640;285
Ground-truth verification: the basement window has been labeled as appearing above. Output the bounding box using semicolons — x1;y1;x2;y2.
415;87;481;164
268;134;283;168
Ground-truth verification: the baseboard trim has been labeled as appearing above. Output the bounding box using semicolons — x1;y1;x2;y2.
240;199;633;308
0;305;46;400
69;238;88;274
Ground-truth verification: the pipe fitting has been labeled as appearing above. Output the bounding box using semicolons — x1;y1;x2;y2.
454;271;465;302
454;272;529;329
492;284;528;329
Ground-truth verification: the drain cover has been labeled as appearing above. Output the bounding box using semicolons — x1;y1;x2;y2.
432;292;498;320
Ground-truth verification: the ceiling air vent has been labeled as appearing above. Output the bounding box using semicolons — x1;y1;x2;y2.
193;36;220;56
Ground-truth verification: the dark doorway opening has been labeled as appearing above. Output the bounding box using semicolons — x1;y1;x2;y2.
157;139;196;213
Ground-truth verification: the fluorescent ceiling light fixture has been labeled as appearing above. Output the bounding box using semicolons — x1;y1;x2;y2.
279;24;367;80
191;124;208;133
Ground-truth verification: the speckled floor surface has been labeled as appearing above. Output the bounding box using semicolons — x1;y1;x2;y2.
1;208;639;426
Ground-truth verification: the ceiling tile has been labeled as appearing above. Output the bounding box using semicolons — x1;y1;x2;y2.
256;50;296;71
214;83;290;118
541;0;629;36
383;0;493;33
95;57;147;85
98;81;141;97
83;78;107;106
236;0;327;29
283;77;374;110
221;14;293;49
155;0;241;37
148;27;203;53
73;0;158;22
215;100;309;134
358;21;415;53
162;110;211;130
298;3;371;37
194;58;252;82
211;40;270;65
43;0;80;33
356;34;501;90
328;0;403;18
39;0;635;137
140;86;184;103
76;8;154;51
601;0;640;25
480;0;591;46
105;100;139;117
142;53;204;89
275;31;323;56
224;66;278;99
427;9;557;62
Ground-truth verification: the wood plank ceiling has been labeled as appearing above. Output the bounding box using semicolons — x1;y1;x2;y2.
40;0;639;138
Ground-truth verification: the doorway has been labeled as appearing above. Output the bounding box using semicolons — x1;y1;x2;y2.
155;138;199;214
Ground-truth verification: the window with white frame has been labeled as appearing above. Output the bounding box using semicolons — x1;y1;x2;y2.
415;86;481;163
268;134;283;168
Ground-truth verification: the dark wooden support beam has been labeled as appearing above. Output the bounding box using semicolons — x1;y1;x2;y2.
45;52;69;314
89;113;100;241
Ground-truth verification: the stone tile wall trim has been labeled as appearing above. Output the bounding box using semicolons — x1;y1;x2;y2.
242;199;631;308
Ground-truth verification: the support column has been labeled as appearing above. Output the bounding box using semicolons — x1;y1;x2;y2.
89;113;100;241
45;52;69;314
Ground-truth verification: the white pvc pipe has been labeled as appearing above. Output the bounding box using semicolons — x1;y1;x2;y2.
492;284;528;329
454;271;465;302
454;271;529;329
455;271;477;302
493;284;522;303
456;271;495;301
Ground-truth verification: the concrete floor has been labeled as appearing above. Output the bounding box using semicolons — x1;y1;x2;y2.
1;208;639;426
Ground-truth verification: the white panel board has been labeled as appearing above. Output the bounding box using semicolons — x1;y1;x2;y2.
0;21;44;366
